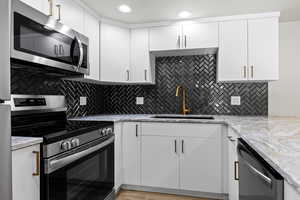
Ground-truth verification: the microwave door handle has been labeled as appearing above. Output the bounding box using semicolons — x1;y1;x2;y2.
46;136;115;174
71;35;84;71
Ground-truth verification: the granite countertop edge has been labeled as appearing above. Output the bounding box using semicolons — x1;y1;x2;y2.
71;114;300;192
11;137;43;151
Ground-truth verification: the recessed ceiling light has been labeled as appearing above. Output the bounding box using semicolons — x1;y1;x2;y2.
178;11;192;18
118;4;132;13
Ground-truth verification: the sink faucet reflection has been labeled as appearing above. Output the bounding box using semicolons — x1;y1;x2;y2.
175;85;191;115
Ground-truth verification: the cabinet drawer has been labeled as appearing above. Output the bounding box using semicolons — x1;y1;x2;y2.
141;122;222;138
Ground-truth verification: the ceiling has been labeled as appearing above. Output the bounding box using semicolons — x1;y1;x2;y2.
82;0;300;24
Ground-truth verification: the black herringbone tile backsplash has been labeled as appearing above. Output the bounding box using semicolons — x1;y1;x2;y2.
102;55;268;116
11;54;268;117
11;67;104;118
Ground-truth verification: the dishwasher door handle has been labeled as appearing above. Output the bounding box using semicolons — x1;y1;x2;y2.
244;160;272;186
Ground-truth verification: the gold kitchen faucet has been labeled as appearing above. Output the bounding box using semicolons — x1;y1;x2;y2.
175;85;191;115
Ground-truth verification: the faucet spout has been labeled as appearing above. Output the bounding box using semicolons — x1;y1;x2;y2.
175;85;191;115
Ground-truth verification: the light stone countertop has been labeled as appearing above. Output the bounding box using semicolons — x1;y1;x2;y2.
72;114;300;192
11;137;43;151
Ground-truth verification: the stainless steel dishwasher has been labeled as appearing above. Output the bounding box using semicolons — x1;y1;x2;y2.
238;139;284;200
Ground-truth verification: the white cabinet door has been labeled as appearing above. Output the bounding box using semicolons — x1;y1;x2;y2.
183;22;219;49
122;123;140;185
179;136;222;193
285;181;300;200
100;22;130;82
20;0;44;13
149;25;182;51
56;0;84;33
228;129;239;200
218;20;248;81
130;28;151;83
141;136;179;189
12;145;40;200
114;123;123;191
84;11;100;81
248;18;279;81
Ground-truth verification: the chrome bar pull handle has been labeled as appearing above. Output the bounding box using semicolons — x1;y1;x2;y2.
174;140;177;153
144;69;147;81
182;140;184;153
135;124;138;137
126;70;130;81
32;151;40;176
234;161;239;180
56;4;61;22
251;65;254;79
243;66;247;79
177;36;181;48
184;35;187;48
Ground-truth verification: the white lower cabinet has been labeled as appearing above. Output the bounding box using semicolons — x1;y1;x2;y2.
227;128;239;200
141;136;179;189
114;123;123;191
12;144;40;200
122;122;141;185
285;181;300;200
180;136;221;193
138;123;223;194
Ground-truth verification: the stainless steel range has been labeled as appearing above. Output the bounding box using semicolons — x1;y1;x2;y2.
10;95;115;200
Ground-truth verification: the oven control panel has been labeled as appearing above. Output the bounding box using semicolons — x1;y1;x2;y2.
43;126;114;158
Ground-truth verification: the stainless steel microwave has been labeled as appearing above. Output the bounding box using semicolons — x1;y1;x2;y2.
11;0;89;75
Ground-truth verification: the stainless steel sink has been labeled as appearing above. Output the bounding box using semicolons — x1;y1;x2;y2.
151;115;214;120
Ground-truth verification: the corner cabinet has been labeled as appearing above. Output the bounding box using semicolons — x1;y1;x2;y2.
218;17;279;82
130;28;154;84
12;144;40;200
100;22;130;83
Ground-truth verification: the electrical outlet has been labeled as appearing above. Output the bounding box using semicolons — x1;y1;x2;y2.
136;97;144;105
80;96;87;106
231;96;241;106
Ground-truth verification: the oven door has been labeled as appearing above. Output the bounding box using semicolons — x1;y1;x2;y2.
44;136;114;200
11;0;89;75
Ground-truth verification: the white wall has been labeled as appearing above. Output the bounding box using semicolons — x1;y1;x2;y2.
269;21;300;117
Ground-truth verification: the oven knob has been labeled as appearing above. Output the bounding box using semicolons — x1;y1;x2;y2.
71;138;80;147
101;129;106;136
61;141;71;151
107;128;113;134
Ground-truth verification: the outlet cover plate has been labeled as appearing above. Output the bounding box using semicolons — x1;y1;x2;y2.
136;97;144;105
231;96;241;106
80;96;87;106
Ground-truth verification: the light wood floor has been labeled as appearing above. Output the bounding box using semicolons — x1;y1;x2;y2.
116;190;215;200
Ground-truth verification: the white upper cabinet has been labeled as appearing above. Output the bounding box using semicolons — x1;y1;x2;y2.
84;11;100;81
130;28;152;83
218;17;279;82
100;22;130;82
248;18;279;81
182;22;219;49
56;0;85;33
218;20;248;81
149;25;182;51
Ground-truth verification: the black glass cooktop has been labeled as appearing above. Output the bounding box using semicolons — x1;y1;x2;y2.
11;111;113;144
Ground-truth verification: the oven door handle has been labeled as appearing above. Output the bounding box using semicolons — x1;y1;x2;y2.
45;136;114;174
